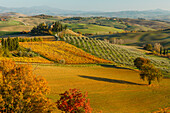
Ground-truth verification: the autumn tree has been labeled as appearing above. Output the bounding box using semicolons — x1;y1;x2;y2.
134;57;151;69
144;44;152;51
154;43;161;53
56;89;92;113
134;57;163;85
140;64;163;85
0;60;54;112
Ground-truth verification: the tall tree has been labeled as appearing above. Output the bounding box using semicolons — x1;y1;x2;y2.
1;38;4;47
0;60;55;112
140;64;163;85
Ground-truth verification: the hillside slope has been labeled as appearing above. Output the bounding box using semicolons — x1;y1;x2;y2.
20;41;111;64
63;36;170;76
0;12;27;17
62;17;170;32
90;29;170;49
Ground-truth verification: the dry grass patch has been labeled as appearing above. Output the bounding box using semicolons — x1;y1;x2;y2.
34;65;170;113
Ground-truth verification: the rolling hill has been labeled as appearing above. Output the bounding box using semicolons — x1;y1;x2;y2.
90;29;170;49
0;6;170;21
62;36;170;76
0;12;27;17
62;17;170;32
67;23;124;34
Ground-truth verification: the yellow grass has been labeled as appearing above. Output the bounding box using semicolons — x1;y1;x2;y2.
0;57;53;64
34;65;170;113
0;25;33;32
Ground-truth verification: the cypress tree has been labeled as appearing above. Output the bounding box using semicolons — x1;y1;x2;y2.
160;47;163;54
11;38;14;51
163;49;166;55
166;49;169;55
7;36;12;51
13;38;16;50
1;38;5;48
5;40;8;49
16;37;19;49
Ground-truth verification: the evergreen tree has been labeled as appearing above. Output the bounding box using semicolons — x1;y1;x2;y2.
167;49;169;55
1;38;4;47
160;47;163;54
16;37;19;49
7;37;12;51
163;49;166;55
4;40;8;49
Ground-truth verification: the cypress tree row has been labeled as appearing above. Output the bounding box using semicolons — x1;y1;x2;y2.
1;37;19;51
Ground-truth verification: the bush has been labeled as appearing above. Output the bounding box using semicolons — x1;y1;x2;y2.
134;57;150;69
3;49;12;57
27;48;32;52
56;89;92;113
144;44;152;51
59;59;66;64
23;51;28;57
29;52;35;57
18;51;23;57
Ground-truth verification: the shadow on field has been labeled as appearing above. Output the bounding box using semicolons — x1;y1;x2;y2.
163;76;170;79
78;75;145;85
99;64;135;71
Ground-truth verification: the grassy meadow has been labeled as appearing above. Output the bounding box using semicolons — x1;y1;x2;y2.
67;23;124;34
90;29;170;49
0;31;20;36
34;65;170;113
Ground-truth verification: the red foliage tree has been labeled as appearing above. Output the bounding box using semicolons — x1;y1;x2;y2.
56;89;92;113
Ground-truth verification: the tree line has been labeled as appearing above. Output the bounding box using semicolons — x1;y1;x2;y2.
31;21;68;35
144;43;169;56
1;37;19;51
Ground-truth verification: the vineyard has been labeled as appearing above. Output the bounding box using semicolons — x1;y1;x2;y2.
63;36;170;73
20;41;111;64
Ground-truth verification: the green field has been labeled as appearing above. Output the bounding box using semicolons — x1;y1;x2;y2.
67;23;124;34
0;19;33;32
34;65;170;113
0;31;20;36
90;29;170;49
62;17;170;32
0;20;23;27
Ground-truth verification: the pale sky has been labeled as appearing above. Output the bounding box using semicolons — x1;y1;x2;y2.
0;0;170;12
